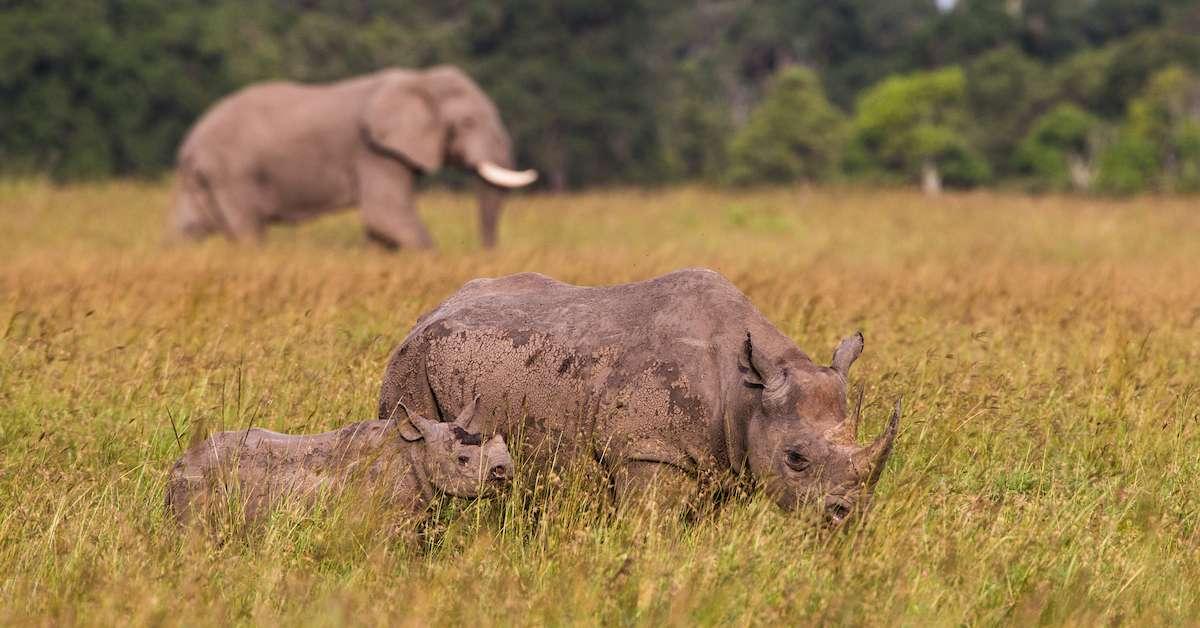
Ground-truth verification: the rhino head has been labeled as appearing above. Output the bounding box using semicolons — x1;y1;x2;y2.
397;395;514;499
739;332;900;526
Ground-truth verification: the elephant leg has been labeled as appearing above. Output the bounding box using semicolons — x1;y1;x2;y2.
361;198;434;251
170;173;215;241
611;460;697;519
358;156;434;250
477;183;504;248
209;181;265;244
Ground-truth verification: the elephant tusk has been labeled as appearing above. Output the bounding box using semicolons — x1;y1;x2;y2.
478;162;538;188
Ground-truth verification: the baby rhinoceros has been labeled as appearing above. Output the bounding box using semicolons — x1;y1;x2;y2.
165;396;512;528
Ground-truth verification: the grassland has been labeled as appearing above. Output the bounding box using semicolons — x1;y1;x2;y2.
1;179;1198;625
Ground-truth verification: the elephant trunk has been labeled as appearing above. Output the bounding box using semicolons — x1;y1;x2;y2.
476;180;505;248
470;139;535;247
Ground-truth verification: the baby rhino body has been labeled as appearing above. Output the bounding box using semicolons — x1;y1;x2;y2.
166;397;511;526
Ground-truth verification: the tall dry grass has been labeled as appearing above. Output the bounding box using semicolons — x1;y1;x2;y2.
1;179;1198;625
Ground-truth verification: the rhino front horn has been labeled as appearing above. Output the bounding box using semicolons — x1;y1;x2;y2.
863;399;901;487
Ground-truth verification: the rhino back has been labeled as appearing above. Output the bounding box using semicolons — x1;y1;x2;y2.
388;269;806;472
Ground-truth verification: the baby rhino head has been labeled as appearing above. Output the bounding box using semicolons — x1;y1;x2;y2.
398;396;513;498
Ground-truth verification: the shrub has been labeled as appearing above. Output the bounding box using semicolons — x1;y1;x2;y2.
1096;132;1158;195
1126;65;1200;192
1015;104;1099;191
725;67;847;186
966;46;1055;174
848;67;989;192
1094;65;1200;194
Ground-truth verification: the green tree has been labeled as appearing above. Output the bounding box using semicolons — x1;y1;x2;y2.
847;67;989;193
910;0;1019;68
1015;104;1100;191
1125;65;1200;191
1051;45;1118;113
0;0;1197;188
965;46;1056;175
1094;63;1200;195
1095;29;1200;116
0;1;242;179
1095;131;1158;195
465;0;657;189
652;59;731;181
724;67;847;185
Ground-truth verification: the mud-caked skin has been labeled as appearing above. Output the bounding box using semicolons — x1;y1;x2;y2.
378;268;900;525
165;397;512;526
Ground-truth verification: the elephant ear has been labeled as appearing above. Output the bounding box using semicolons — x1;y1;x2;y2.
362;80;446;174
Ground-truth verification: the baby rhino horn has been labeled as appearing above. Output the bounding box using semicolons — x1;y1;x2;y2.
452;394;482;431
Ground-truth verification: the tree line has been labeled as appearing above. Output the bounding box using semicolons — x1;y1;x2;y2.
2;0;1198;193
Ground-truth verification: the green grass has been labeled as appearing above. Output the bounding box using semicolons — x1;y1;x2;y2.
1;179;1198;625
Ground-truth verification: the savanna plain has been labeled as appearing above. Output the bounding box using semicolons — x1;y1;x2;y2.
1;180;1198;625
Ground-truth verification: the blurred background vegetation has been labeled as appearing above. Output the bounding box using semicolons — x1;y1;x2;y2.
1;0;1198;194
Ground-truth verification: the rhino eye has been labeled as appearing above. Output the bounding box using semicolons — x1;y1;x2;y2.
457;455;471;465
785;450;810;472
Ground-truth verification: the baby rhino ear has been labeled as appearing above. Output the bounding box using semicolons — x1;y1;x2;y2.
393;402;437;442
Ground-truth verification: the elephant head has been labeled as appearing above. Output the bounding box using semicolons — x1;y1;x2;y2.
361;65;536;247
740;332;900;526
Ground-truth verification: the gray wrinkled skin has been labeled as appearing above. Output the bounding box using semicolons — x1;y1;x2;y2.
171;65;523;248
165;399;512;527
378;268;899;525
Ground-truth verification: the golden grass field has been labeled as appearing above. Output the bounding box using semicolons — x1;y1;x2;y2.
1;180;1198;625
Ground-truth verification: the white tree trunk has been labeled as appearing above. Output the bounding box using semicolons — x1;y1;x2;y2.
1067;152;1092;191
921;160;942;196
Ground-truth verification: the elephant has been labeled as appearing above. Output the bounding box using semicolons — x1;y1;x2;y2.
170;65;537;248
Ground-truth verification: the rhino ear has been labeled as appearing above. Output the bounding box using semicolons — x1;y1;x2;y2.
739;332;785;390
738;333;765;386
831;331;864;378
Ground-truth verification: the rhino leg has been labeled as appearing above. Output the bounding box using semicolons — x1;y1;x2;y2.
611;460;697;518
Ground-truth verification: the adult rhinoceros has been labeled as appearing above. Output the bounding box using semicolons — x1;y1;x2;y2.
378;269;900;524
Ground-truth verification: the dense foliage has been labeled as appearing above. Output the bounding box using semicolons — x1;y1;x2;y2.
724;68;846;185
1;0;1198;193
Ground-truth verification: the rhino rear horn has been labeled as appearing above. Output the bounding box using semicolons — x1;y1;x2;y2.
844;384;865;440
